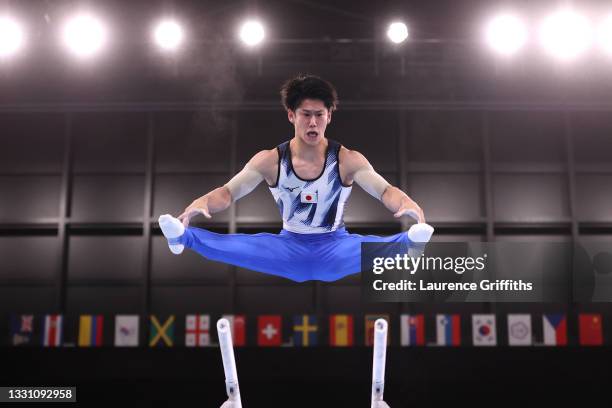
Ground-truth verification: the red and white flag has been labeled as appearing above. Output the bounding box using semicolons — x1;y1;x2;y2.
185;314;210;347
222;314;246;346
43;314;63;347
258;315;282;346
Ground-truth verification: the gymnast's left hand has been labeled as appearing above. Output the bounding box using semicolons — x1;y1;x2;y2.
393;197;425;223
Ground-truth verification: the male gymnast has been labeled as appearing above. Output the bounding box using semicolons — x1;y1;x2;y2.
158;74;434;283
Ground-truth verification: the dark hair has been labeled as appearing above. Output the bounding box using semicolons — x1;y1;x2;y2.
280;74;339;112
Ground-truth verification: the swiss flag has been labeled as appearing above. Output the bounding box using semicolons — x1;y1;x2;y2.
258;315;282;346
579;314;603;346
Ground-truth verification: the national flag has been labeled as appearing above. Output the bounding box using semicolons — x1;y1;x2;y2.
472;314;496;346
78;315;104;347
293;315;318;347
114;315;139;347
222;314;246;346
329;314;353;347
42;314;63;347
185;314;210;347
400;314;425;346
507;314;532;346
10;314;34;346
149;315;175;347
542;314;567;346
365;315;390;346
436;314;461;346
579;314;603;346
300;191;317;203
258;315;282;346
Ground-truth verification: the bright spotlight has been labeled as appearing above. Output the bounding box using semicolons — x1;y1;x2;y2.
539;9;593;60
0;16;24;57
387;22;409;44
154;20;184;51
63;14;108;58
598;15;612;55
485;14;527;56
239;20;265;46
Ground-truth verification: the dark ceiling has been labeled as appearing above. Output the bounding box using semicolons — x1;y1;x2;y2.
1;0;612;105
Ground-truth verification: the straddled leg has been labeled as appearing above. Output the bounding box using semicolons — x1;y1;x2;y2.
159;214;434;283
158;214;311;281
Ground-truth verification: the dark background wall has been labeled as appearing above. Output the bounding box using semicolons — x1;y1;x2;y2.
1;0;612;406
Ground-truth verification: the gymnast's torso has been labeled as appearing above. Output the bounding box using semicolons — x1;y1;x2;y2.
268;139;353;233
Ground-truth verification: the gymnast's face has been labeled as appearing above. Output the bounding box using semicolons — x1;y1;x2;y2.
288;98;332;146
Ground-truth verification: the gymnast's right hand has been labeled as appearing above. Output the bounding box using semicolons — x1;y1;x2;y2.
178;196;212;227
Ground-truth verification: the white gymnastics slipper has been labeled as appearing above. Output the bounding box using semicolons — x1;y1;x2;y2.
158;214;185;255
407;223;434;243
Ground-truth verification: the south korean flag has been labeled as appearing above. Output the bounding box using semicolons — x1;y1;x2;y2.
472;314;497;346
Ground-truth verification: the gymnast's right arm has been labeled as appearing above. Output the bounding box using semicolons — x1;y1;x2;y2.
177;149;277;227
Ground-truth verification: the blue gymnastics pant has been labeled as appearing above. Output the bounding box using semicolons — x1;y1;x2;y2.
173;226;415;282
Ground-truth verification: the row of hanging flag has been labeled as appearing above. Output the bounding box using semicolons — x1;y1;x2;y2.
8;312;605;347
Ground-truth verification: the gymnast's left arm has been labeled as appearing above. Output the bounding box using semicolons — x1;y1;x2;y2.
343;149;425;223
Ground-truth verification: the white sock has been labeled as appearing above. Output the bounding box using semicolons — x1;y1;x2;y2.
407;223;434;259
407;223;434;243
158;214;185;255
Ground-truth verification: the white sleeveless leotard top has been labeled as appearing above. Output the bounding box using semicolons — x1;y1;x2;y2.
268;139;353;234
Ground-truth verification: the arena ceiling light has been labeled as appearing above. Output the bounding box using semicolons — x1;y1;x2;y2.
598;14;612;55
485;14;527;56
62;13;108;58
239;20;265;46
539;9;593;60
0;15;24;58
153;19;184;51
386;22;409;44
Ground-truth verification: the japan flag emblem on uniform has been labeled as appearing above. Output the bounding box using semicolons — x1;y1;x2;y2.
300;191;318;203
